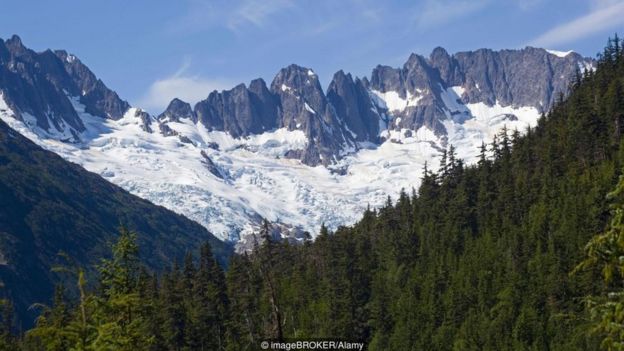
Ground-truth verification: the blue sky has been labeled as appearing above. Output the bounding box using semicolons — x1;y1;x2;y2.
1;0;623;113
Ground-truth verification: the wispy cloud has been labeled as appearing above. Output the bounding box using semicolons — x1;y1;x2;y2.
136;59;232;113
414;0;490;29
515;0;544;11
166;0;294;35
590;0;623;9
227;0;293;31
529;0;624;47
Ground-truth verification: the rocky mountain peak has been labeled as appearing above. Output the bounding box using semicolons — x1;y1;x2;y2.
247;78;279;130
52;49;129;120
327;70;379;143
193;78;278;138
430;46;450;60
429;47;462;86
270;65;327;129
272;64;319;82
270;65;324;103
0;36;131;143
403;53;441;94
370;65;405;96
331;70;357;87
249;77;268;91
5;35;26;55
159;98;195;122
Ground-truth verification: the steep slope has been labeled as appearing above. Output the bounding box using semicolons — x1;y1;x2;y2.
191;65;357;166
0;35;594;247
365;47;591;140
224;40;624;351
0;119;231;327
0;35;128;142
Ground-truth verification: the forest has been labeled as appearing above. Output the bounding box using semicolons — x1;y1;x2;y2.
3;37;624;350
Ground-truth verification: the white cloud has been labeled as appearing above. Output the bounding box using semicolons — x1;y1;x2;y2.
415;0;489;29
136;60;232;113
529;1;624;47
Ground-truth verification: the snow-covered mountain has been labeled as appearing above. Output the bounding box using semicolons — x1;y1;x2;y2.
0;35;594;249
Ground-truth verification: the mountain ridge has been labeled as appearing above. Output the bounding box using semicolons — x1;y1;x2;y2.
156;45;591;166
0;34;593;167
0;35;595;246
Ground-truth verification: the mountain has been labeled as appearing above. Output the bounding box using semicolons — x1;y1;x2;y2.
0;35;594;248
0;118;231;327
161;47;591;166
365;47;590;138
5;38;622;350
169;65;357;166
222;40;624;350
0;35;129;142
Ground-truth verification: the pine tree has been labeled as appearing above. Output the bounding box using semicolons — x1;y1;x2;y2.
0;300;16;351
24;286;71;351
91;227;153;350
162;263;186;350
439;149;449;179
574;173;624;350
194;242;228;351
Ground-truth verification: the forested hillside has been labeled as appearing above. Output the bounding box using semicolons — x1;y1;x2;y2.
2;38;624;350
223;38;624;350
0;118;231;328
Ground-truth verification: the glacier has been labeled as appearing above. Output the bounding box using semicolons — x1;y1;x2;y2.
0;88;540;249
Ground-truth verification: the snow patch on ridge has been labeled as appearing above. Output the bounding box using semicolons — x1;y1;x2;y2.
370;89;422;112
451;86;465;97
546;49;573;58
0;92;80;143
440;86;470;118
304;102;316;114
445;101;540;161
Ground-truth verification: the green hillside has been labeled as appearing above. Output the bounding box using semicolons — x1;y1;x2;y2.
222;38;624;350
0;119;232;328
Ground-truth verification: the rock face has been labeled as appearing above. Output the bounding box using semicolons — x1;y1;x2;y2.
450;47;579;109
192;78;279;139
158;98;195;122
270;65;354;165
364;47;591;139
0;36;129;142
132;108;154;133
326;70;379;143
177;65;357;165
155;47;591;165
368;53;451;136
53;50;129;120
